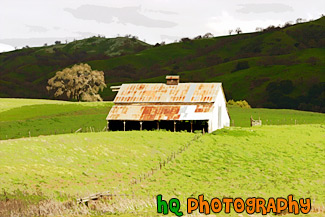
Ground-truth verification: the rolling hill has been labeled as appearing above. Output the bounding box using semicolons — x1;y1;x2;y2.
0;100;324;216
0;37;150;99
0;124;324;216
0;17;324;112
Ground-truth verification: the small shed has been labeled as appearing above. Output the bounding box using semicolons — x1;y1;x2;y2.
106;76;230;133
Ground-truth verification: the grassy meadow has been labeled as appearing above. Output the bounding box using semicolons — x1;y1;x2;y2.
0;131;196;199
0;98;324;216
129;125;325;216
0;99;113;140
228;105;325;127
1;98;324;140
134;125;325;201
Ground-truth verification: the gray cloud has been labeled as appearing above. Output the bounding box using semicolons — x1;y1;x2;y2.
64;5;177;28
145;9;178;15
75;31;98;37
0;37;78;47
237;3;294;14
26;25;48;33
160;34;180;42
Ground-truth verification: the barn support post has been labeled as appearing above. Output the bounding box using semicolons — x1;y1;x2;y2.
157;121;159;130
174;121;176;132
107;121;109;131
190;121;193;133
202;120;206;134
140;121;143;131
123;121;126;131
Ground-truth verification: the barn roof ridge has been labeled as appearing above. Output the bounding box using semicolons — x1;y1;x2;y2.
120;82;222;85
114;82;222;104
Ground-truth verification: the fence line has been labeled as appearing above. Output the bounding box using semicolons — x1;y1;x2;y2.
76;134;202;205
130;134;201;185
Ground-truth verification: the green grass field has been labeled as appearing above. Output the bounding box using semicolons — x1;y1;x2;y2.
0;99;114;139
0;99;324;216
1;99;324;140
134;125;325;201
0;125;324;216
228;105;325;127
0;131;195;199
130;125;325;216
0;98;71;112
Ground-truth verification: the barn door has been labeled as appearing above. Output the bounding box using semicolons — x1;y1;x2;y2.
218;106;222;128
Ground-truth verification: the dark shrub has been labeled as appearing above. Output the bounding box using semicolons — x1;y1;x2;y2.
279;80;294;94
180;38;191;43
232;61;249;72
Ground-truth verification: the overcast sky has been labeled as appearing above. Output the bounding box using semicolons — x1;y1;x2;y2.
0;0;324;52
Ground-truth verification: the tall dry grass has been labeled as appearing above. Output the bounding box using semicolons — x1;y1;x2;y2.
1;191;324;216
0;193;156;217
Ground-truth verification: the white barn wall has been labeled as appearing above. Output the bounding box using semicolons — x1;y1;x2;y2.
209;86;230;132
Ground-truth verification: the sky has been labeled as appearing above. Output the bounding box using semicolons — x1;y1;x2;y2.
0;0;324;52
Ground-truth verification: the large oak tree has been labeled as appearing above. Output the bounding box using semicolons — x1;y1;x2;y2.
47;63;106;101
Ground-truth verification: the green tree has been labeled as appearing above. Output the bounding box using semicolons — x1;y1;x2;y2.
46;63;106;101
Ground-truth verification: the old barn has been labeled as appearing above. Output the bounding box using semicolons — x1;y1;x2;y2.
106;76;230;133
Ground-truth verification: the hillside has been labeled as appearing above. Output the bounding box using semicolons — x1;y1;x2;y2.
0;37;150;98
0;17;324;112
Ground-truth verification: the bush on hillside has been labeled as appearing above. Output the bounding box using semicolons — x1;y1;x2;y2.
266;80;294;95
232;61;250;72
180;37;191;43
227;99;251;108
266;80;298;109
306;57;320;65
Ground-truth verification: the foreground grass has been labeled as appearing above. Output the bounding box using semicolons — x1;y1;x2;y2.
129;125;325;216
0;125;324;216
0;131;195;199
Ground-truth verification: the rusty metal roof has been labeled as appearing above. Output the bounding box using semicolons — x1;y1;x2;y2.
114;83;221;103
106;104;214;121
